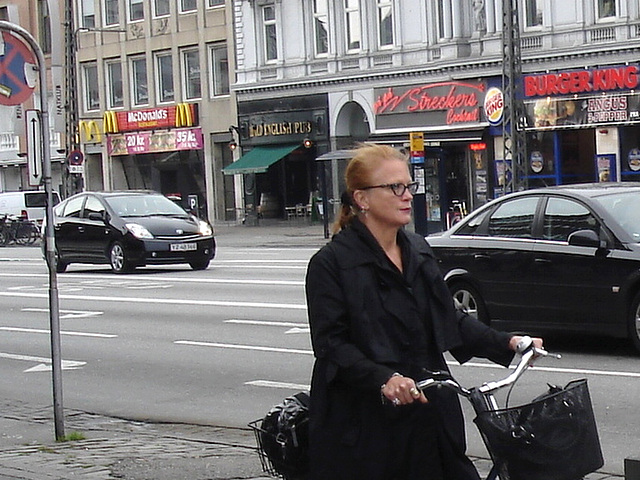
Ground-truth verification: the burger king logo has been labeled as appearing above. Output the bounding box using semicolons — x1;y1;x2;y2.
484;87;504;126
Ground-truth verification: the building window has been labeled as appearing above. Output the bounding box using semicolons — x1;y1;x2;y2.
106;60;124;108
181;0;197;13
155;52;174;103
209;44;229;96
344;0;361;52
0;7;8;20
129;0;144;21
131;56;148;106
154;0;170;16
82;63;100;111
313;0;329;56
436;0;446;39
37;0;52;54
104;0;119;25
208;0;224;6
525;0;542;27
262;5;278;62
377;0;393;47
182;49;201;100
597;0;616;18
81;0;96;28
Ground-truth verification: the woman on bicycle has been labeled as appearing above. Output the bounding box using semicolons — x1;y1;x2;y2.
305;143;542;480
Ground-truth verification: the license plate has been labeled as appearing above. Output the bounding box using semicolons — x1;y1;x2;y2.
170;243;197;252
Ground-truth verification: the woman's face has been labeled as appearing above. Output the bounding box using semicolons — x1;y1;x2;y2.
355;158;414;230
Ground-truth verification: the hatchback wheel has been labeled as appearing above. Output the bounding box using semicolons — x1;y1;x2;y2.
449;281;489;325
110;242;133;273
629;292;640;353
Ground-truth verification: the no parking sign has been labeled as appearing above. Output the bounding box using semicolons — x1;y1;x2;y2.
0;31;36;106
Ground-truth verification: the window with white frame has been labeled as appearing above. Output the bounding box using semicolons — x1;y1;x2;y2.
154;0;170;17
597;0;616;18
155;52;174;103
106;60;124;108
129;0;144;21
82;63;100;111
436;0;445;39
182;49;201;100
313;0;329;56
377;0;393;47
209;44;229;96
81;0;96;28
344;0;361;52
131;56;148;106
104;0;119;25
181;0;197;13
262;5;278;62
208;0;224;6
525;0;542;27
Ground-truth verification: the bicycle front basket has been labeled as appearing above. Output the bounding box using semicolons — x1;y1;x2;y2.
473;379;603;480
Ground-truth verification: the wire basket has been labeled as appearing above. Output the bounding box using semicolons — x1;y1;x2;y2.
248;418;282;478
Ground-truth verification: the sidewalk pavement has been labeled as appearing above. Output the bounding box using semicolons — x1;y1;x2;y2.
0;220;625;479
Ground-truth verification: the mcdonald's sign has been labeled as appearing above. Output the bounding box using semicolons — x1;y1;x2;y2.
78;120;103;143
103;111;119;134
104;103;198;133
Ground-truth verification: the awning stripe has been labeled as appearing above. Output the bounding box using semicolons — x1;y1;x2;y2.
223;144;299;175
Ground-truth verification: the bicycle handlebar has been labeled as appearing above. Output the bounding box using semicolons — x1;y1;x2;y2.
415;336;561;397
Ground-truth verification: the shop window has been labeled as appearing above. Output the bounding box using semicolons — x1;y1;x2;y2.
209;44;229;96
154;0;170;17
104;0;119;25
344;0;361;52
130;56;148;106
106;60;124;108
155;52;174;103
377;0;394;48
82;63;100;112
182;49;201;100
129;0;144;22
313;0;329;57
262;5;278;62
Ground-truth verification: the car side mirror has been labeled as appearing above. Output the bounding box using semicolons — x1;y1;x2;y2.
87;212;106;222
568;229;601;248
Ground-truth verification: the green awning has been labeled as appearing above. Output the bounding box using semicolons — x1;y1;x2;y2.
222;144;299;175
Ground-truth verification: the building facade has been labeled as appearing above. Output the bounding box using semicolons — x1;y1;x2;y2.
231;0;640;232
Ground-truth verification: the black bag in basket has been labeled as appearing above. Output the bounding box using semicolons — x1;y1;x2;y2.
473;379;603;480
260;391;310;480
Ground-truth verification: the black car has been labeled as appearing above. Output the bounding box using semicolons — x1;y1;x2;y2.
427;182;640;352
49;191;215;273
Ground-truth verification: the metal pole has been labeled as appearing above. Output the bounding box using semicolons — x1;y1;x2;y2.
0;20;65;441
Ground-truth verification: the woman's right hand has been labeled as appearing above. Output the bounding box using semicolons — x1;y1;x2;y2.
381;373;428;406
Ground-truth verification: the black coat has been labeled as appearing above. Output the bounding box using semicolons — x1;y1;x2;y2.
305;220;514;480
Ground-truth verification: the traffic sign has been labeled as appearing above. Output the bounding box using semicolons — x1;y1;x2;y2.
25;109;42;186
0;31;36;106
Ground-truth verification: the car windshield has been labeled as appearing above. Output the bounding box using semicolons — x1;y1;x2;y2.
593;191;640;241
105;195;189;218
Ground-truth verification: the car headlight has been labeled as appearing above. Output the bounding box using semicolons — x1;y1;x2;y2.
198;220;213;236
126;223;154;239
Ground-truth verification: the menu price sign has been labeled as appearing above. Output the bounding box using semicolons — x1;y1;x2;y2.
108;127;203;156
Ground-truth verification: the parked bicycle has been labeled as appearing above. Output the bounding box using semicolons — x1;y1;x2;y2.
0;214;40;246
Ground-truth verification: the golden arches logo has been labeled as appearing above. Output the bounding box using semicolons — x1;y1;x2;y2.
175;103;193;128
103;111;119;133
78;120;102;143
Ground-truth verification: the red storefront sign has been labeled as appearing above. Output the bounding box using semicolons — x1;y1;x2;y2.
524;66;640;98
103;103;197;133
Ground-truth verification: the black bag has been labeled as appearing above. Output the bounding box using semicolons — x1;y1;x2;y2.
473;379;603;480
251;391;310;480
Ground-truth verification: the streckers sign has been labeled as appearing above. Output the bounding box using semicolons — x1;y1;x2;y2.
374;81;486;129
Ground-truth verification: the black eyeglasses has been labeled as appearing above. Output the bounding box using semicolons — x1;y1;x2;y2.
360;182;419;197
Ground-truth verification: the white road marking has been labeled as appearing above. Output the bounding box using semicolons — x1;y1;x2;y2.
285;327;311;334
0;291;307;310
0;352;86;372
174;340;313;355
22;307;104;319
245;380;310;390
225;319;307;328
0;327;116;338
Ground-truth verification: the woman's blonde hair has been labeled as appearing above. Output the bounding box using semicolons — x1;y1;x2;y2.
332;143;408;234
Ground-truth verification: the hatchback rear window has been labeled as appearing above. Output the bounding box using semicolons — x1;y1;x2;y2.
24;191;60;207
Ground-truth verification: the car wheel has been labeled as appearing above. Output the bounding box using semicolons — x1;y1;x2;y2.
189;259;210;271
110;242;133;274
628;291;640;353
448;280;489;325
54;248;68;273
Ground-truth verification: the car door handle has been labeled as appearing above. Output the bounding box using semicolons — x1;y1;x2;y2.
78;226;85;233
473;253;490;260
534;257;552;265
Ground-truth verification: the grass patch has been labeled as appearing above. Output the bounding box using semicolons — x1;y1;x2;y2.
56;431;86;442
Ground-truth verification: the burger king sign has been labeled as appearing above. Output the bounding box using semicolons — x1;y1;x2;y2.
484;87;504;126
